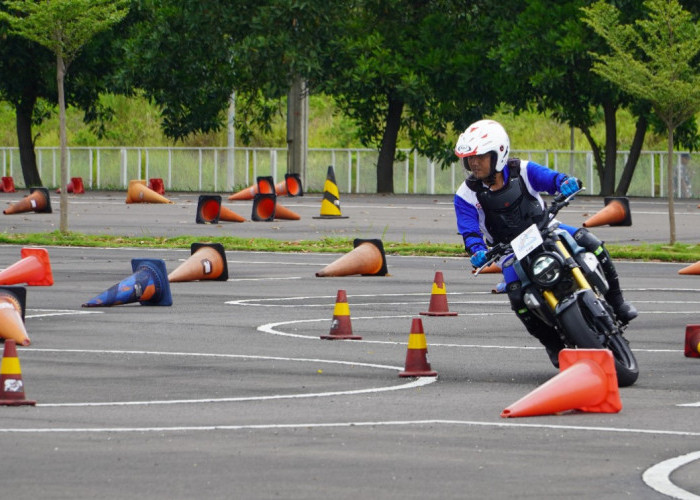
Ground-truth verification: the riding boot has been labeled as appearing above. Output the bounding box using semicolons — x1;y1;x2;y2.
574;229;638;325
507;281;564;367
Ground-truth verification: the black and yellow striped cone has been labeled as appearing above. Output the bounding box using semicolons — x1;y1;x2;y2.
313;166;348;219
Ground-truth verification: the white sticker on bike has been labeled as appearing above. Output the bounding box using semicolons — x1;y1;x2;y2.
511;224;543;261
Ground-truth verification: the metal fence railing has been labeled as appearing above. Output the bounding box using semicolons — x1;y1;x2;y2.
1;146;698;198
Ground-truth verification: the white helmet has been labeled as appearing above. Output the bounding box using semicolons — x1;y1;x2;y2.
454;119;510;174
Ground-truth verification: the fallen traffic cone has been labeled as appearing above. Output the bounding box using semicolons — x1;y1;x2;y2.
228;184;257;201
420;271;457;316
0;286;30;346
684;325;700;358
0;340;36;406
399;318;437;377
315;238;388;277
82;258;172;307
0;247;53;286
125;179;174;204
219;205;246;222
313;166;348;219
284;173;303;197
678;261;700;275
168;243;229;282
583;197;632;228
196;195;222;224
148;178;165;195
274;180;288;196
3;187;52;214
57;177;85;194
252;193;276;221
1;176;15;193
501;348;622;418
274;202;301;220
320;289;362;340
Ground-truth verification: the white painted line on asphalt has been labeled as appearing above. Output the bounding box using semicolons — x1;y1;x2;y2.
21;348;436;408
677;402;700;407
227;277;302;281
1;418;700;437
26;309;103;319
643;451;700;500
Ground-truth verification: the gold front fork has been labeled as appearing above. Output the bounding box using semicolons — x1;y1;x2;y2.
542;240;593;311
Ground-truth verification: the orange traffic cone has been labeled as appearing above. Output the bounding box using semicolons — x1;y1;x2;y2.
285;173;303;197
125;180;174;204
252;193;276;221
315;239;388;277
274;203;301;220
228;184;257;201
399;318;437;377
313;166;348;219
82;258;172;307
0;340;36;406
195;195;222;224
583;197;632;228
0;247;53;286
501;349;622;418
472;262;501;274
58;177;85;194
274;180;288;196
148;178;165;195
1;176;15;193
420;271;457;316
0;286;30;346
684;325;700;358
220;205;246;222
3;187;52;214
168;243;229;282
320;289;362;340
678;261;700;275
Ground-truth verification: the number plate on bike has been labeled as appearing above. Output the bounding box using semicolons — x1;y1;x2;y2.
511;224;543;260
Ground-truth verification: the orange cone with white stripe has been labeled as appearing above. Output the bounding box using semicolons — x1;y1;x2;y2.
678;261;700;275
3;187;52;214
684;325;700;358
399;318;437;377
168;243;228;282
420;271;457;316
320;289;361;340
125;180;173;204
315;239;388;277
0;340;36;406
0;247;54;286
0;286;30;346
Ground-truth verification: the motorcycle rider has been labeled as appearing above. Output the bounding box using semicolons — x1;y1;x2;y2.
453;119;637;365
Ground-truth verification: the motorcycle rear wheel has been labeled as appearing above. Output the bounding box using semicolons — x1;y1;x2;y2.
558;301;639;387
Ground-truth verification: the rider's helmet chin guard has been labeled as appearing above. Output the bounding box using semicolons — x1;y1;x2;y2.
454;120;510;179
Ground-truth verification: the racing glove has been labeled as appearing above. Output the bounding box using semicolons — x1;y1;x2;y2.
470;250;488;268
559;177;580;197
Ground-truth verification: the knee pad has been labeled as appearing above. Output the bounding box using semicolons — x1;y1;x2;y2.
573;228;603;253
506;280;526;312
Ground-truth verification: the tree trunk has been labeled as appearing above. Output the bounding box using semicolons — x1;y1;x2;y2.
615;114;647;196
376;96;404;194
57;54;68;233
666;129;676;244
600;101;617;196
15;94;43;187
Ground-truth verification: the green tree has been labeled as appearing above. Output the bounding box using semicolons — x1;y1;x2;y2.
582;0;700;243
1;0;129;232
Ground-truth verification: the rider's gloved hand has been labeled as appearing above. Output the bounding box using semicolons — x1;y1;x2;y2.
559;177;580;197
470;250;488;268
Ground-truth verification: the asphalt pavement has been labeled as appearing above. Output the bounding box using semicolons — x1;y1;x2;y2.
0;190;699;499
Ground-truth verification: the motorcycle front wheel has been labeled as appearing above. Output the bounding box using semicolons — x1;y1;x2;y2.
558;301;639;387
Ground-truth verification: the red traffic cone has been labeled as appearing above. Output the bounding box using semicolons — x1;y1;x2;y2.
0;286;30;346
252;193;276;221
678;261;700;275
320;289;362;340
284;173;303;197
82;258;172;307
195;195;222;224
1;176;15;193
684;325;700;358
583;197;632;228
3;187;52;214
420;271;457;316
148;178;165;195
0;247;53;286
313;166;348;219
316;239;388;277
399;318;437;377
168;243;228;282
0;340;36;406
501;349;622;418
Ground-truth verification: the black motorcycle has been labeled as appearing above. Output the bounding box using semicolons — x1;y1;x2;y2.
476;188;639;387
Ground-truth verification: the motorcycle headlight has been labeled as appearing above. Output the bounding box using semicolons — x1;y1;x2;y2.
531;253;563;287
